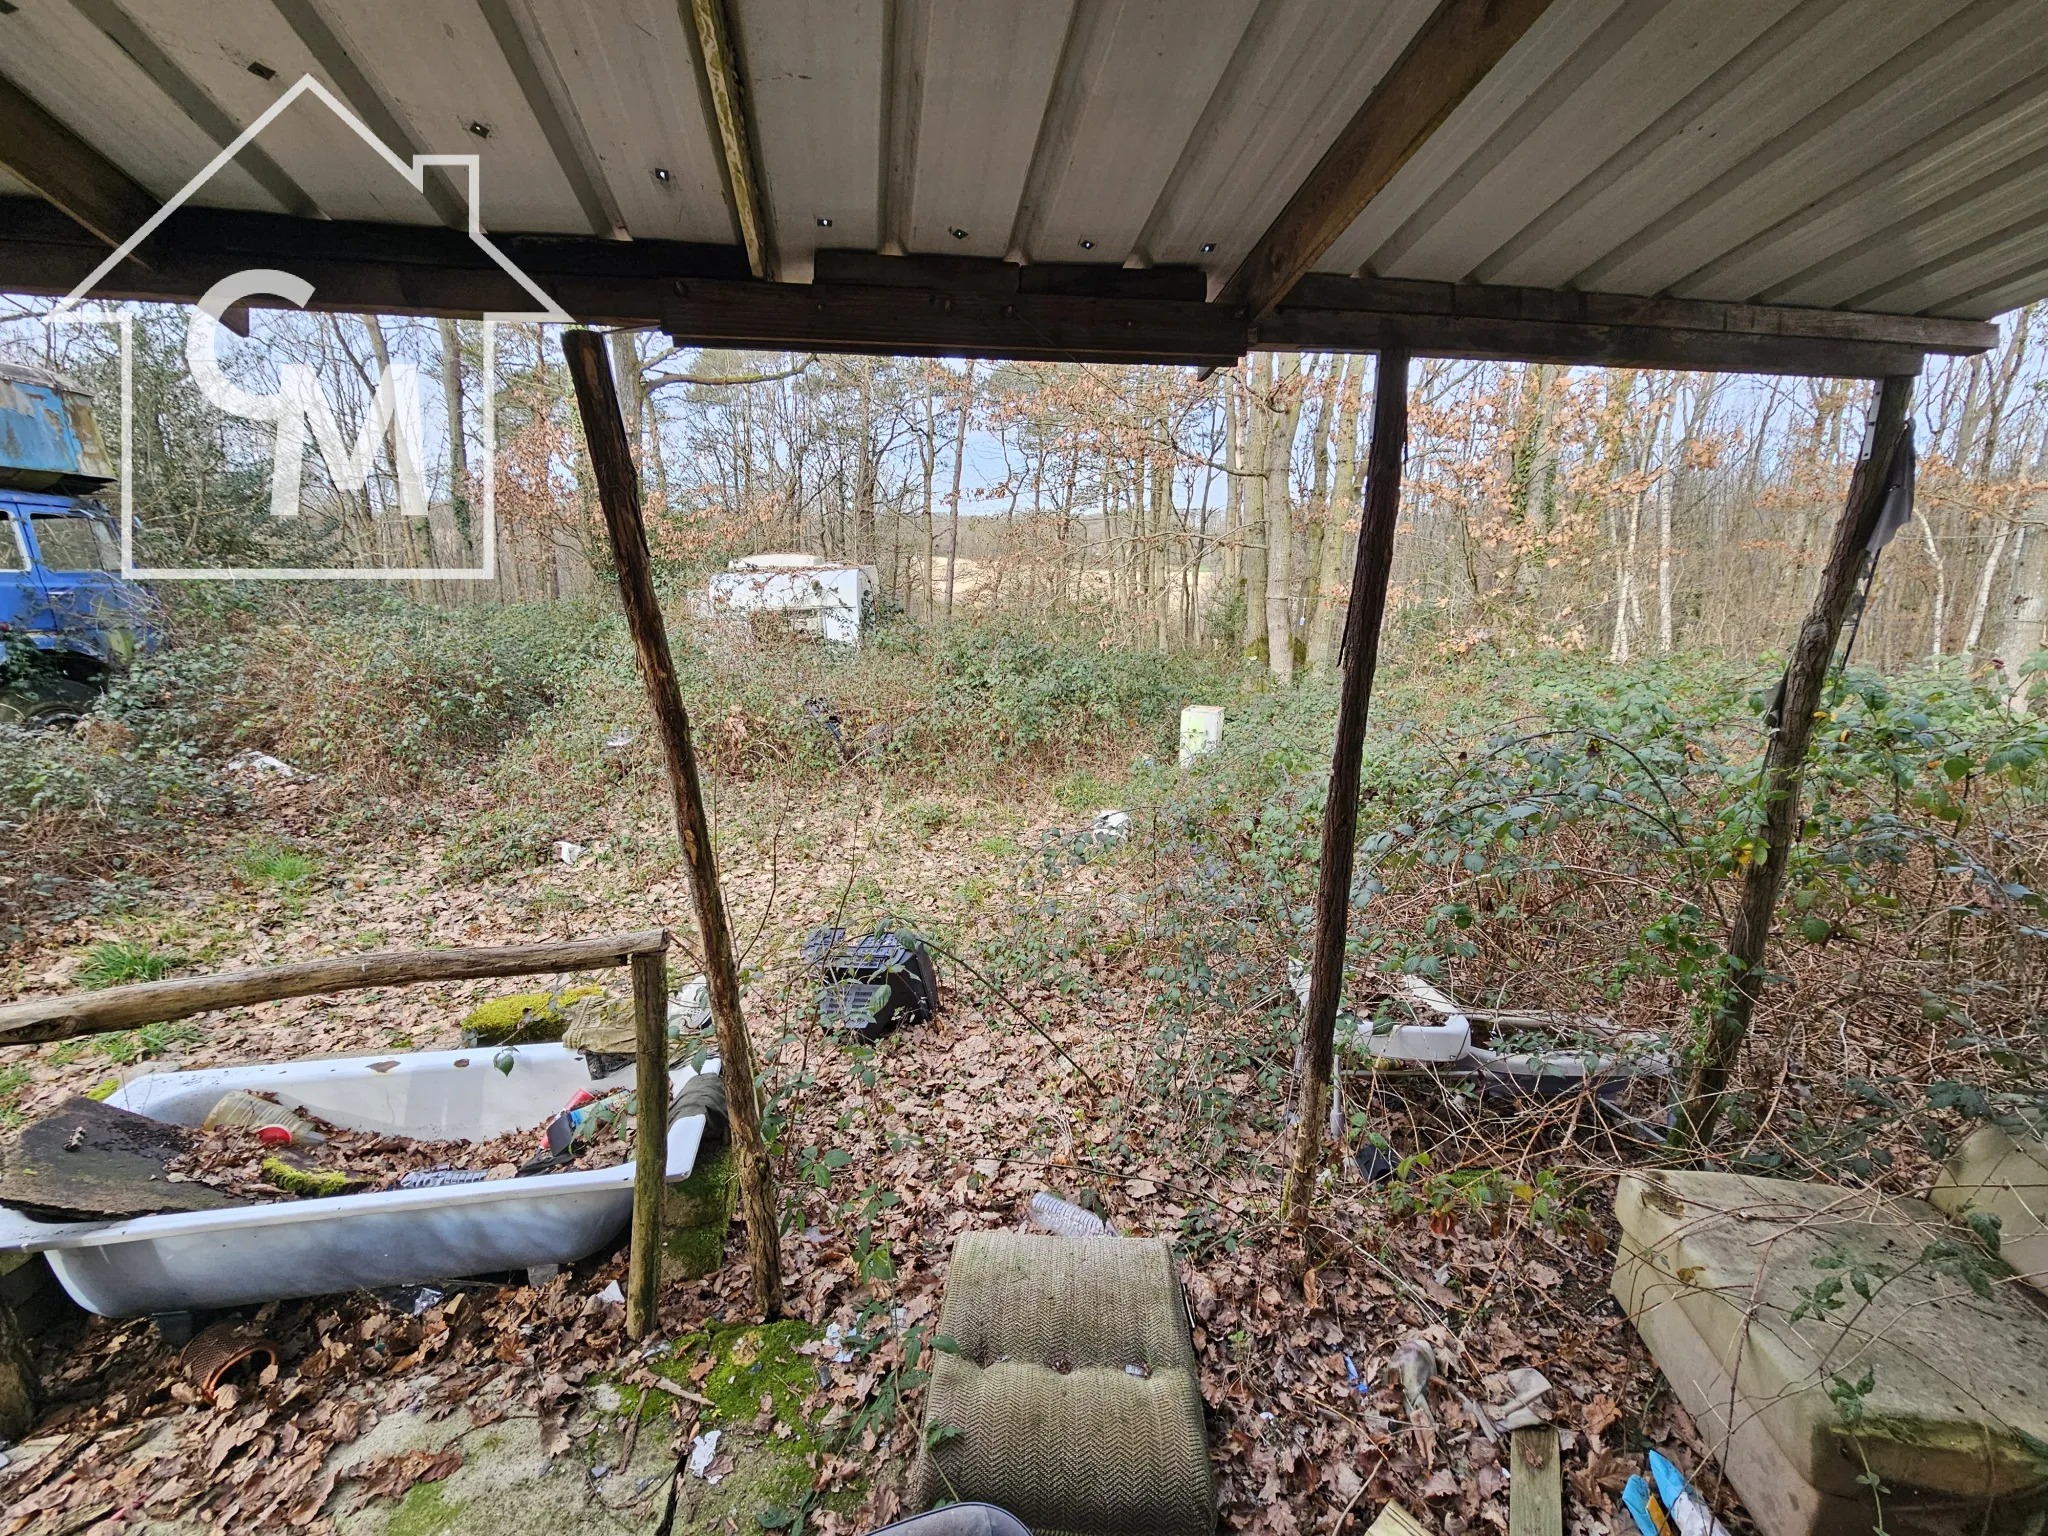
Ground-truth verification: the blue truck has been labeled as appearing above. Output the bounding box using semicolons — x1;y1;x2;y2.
0;360;156;728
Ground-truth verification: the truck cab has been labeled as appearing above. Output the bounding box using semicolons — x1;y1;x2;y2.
0;362;156;727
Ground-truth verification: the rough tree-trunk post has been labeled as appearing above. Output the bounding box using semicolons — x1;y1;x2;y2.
626;948;669;1338
1676;373;1914;1146
562;328;783;1323
1283;350;1409;1224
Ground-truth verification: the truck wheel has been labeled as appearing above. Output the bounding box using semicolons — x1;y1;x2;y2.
0;679;97;731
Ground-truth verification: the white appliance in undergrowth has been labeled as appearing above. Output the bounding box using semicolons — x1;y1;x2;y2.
0;1045;716;1316
706;553;874;645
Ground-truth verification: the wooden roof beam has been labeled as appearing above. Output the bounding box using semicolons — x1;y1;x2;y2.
0;72;158;258
1217;0;1559;320
0;199;1996;375
688;0;775;280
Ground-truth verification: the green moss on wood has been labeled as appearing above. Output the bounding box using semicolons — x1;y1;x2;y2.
662;1147;736;1281
460;985;605;1045
260;1157;351;1198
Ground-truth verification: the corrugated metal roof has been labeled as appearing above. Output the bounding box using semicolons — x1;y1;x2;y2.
3;0;2046;321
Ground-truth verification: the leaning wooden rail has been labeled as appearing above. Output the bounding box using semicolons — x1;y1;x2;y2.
0;928;676;1339
0;930;669;1044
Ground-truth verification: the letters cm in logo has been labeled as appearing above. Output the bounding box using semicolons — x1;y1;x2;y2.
185;269;430;521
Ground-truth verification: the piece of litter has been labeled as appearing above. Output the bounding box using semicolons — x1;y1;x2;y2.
225;750;304;779
589;1464;608;1480
554;840;586;865
823;1322;856;1363
596;1280;624;1305
1123;1363;1148;1377
687;1429;722;1480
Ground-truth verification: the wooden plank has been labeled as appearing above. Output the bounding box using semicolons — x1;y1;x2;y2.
627;949;668;1340
561;328;783;1324
0;76;157;255
1283;350;1409;1222
0;194;1985;375
1282;273;1996;353
0;931;668;1045
689;0;774;279
664;277;1245;365
813;248;1209;302
1509;1427;1562;1536
1217;0;1560;318
1255;303;1933;379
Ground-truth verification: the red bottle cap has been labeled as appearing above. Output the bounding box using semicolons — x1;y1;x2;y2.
258;1125;292;1146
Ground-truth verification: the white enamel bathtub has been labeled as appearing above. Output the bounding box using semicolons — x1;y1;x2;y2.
0;1044;715;1316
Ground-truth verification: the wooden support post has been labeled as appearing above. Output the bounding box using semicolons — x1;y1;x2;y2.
1508;1427;1562;1536
562;329;783;1322
1676;374;1914;1146
626;948;668;1339
1283;350;1409;1224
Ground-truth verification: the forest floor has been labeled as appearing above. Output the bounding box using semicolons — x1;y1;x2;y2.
0;616;2041;1536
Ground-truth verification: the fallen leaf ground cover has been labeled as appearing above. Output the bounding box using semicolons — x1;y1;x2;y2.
0;604;2043;1536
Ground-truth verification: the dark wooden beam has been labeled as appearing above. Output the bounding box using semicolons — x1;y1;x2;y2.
0;198;1994;375
0;197;746;323
0;75;158;255
562;327;783;1323
1260;274;1992;377
662;276;1246;365
1283;349;1410;1223
813;248;1208;302
1218;0;1559;318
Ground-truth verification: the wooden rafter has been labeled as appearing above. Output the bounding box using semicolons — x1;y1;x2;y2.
1217;0;1559;319
0;198;1998;376
688;0;775;280
0;74;157;257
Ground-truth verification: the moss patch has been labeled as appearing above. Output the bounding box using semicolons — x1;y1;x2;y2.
384;1479;464;1536
261;1156;351;1198
459;985;605;1045
662;1147;735;1282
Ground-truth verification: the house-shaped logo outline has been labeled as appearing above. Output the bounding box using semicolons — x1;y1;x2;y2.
46;73;569;582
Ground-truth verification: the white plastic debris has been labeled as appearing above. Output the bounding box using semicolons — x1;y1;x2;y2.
1178;705;1223;767
1028;1191;1113;1237
596;1279;624;1305
687;1428;723;1481
554;840;587;866
603;729;636;752
668;975;713;1032
225;750;303;779
1360;1016;1473;1063
823;1322;856;1363
1091;810;1131;843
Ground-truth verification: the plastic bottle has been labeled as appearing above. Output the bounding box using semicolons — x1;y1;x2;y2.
202;1091;327;1145
1028;1191;1114;1237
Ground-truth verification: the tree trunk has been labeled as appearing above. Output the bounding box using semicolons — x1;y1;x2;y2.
944;360;976;616
1284;350;1409;1224
1676;374;1914;1146
561;330;783;1322
1265;353;1304;683
855;357;877;565
1241;362;1271;663
1307;355;1364;674
2007;501;2048;711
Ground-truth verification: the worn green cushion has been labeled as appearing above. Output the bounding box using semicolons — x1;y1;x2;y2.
911;1232;1213;1536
